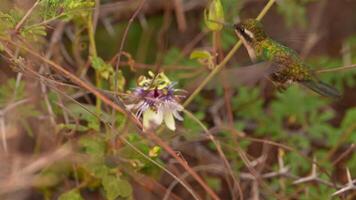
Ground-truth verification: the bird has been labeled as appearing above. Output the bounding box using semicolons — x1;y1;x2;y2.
233;18;341;98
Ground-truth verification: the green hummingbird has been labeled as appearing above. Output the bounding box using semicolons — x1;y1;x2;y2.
234;18;341;98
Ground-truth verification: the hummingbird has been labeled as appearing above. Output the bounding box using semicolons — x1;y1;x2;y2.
234;18;341;98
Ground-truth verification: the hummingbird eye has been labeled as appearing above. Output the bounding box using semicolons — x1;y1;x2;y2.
235;24;245;33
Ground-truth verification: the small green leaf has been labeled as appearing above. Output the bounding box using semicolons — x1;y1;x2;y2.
204;0;224;31
109;70;126;92
102;175;133;200
58;123;89;132
190;50;211;60
58;190;83;200
66;103;102;131
79;136;106;157
190;50;214;69
341;108;356;129
148;146;161;158
87;163;110;178
91;56;114;80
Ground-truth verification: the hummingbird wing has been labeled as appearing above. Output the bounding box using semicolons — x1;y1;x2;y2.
221;61;278;86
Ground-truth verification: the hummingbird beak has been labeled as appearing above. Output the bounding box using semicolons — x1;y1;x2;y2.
234;24;257;62
207;19;235;29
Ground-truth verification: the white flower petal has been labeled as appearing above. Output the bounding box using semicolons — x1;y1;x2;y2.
164;112;176;131
175;103;184;111
173;111;183;121
143;108;163;130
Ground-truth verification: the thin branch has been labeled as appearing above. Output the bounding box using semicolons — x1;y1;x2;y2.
114;0;147;94
183;109;243;199
0;116;7;154
163;165;229;200
173;0;187;32
0;146;71;195
332;168;356;196
14;0;40;32
293;157;318;184
332;144;355;165
316;63;356;73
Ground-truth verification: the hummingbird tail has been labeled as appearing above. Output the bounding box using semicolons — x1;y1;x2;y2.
300;80;341;98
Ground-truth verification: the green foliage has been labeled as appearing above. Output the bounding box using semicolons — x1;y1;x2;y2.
276;0;314;27
40;0;95;20
91;56;126;92
221;29;237;50
340;108;356;143
58;190;84;200
102;175;133;200
79;136;106;156
67;104;101;131
21;24;47;41
232;86;264;120
0;79;40;137
0;9;22;34
190;50;215;69
0;79;25;105
77;135;134;199
118;134;163;175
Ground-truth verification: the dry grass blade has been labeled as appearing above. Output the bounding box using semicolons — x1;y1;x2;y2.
0;146;71;195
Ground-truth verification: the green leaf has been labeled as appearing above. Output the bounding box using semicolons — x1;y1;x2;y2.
190;50;211;60
58;190;83;200
341;108;356;129
341;108;356;142
91;56;114;80
102;175;133;200
40;0;95;20
87;163;110;178
204;0;225;31
21;25;47;42
58;123;89;132
109;70;126;92
79;136;106;157
0;79;26;106
190;50;214;69
67;103;104;131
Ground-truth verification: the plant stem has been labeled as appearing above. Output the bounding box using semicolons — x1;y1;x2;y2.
183;110;243;199
183;0;276;107
316;63;356;73
87;13;101;114
14;0;40;32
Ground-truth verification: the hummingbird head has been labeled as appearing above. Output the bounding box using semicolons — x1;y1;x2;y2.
234;19;267;44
